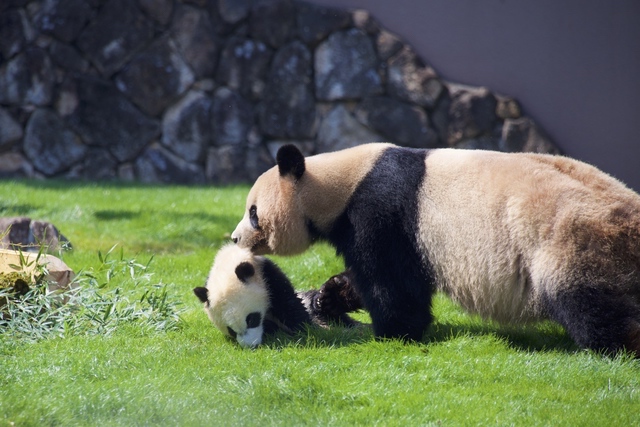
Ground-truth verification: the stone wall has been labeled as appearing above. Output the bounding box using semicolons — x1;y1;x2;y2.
0;0;559;184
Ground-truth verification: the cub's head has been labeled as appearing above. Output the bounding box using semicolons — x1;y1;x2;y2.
193;244;269;348
231;145;312;255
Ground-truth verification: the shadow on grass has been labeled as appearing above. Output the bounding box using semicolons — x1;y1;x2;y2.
426;320;577;354
261;318;577;354
0;202;40;216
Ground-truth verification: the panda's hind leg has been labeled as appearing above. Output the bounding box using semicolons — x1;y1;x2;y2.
543;283;640;357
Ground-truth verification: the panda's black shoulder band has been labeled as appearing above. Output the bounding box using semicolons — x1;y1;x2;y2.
276;144;305;180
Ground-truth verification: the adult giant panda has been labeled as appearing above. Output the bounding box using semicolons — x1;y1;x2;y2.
231;143;640;356
193;244;358;347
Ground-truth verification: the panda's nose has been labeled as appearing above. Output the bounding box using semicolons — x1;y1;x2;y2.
232;237;238;244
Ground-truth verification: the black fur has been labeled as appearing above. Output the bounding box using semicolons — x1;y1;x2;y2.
261;258;312;333
300;270;363;327
326;147;434;341
276;144;306;180
235;262;255;282
193;286;208;304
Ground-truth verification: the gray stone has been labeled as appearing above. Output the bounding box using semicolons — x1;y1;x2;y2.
351;9;380;34
205;144;246;183
295;1;351;46
68;148;118;180
139;0;173;26
1;1;28;13
266;140;315;159
162;90;212;163
387;46;442;109
136;143;205;184
376;30;403;62
500;118;560;154
170;4;221;78
213;87;253;147
250;0;295;48
0;107;23;148
216;37;272;100
67;75;160;162
0;152;33;178
54;76;78;117
34;0;93;43
76;0;154;77
355;97;439;148
0;217;70;253
244;141;275;182
24;108;86;175
114;37;194;117
0;47;54;106
218;0;251;24
446;85;498;146
496;94;522;120
317;104;383;153
315;29;382;101
48;40;89;73
260;41;316;139
0;8;32;59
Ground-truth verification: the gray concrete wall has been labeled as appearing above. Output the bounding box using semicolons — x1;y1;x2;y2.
311;0;640;191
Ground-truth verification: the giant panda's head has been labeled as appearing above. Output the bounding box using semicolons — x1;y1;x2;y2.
231;143;390;256
193;244;270;348
231;145;311;255
194;243;313;347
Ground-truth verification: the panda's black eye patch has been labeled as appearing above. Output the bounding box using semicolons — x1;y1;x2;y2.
227;327;237;339
249;205;259;229
246;312;262;329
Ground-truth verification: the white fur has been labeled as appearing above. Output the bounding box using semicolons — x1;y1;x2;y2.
202;244;269;347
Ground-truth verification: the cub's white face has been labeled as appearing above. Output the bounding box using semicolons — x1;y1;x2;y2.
231;167;312;256
196;245;270;348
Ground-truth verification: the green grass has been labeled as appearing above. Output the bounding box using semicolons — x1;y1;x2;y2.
1;180;638;426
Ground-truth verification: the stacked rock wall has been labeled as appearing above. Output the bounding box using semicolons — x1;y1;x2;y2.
0;0;559;184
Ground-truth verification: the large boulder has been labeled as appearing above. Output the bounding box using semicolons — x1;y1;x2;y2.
0;47;54;106
355;97;439;148
135;143;205;184
250;0;295;48
259;41;316;139
33;0;92;43
170;4;221;79
114;37;195;117
76;0;154;77
0;107;23;148
295;1;351;46
316;104;383;153
387;46;443;109
67;75;160;162
24;108;86;176
0;217;70;253
446;85;498;146
315;29;382;101
162;90;213;163
216;37;272;100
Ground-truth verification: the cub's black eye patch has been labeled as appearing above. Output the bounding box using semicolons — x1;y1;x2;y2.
246;312;262;329
249;205;259;229
227;327;237;339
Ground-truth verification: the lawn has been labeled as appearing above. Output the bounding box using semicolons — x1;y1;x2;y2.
1;180;638;426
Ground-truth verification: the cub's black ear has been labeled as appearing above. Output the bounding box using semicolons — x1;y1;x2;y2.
276;144;305;180
235;262;255;282
193;287;208;303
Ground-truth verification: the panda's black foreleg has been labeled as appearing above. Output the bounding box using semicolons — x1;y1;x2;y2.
544;283;640;357
317;269;364;315
300;270;363;327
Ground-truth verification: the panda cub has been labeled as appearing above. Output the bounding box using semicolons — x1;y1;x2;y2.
193;244;357;347
232;143;640;356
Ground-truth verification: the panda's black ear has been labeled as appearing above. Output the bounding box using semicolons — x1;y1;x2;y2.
276;144;305;180
193;287;208;303
235;262;255;282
